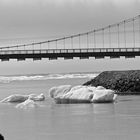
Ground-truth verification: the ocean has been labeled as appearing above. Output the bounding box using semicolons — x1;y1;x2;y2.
0;73;140;140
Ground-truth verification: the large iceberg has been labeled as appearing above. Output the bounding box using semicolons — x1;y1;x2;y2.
50;85;117;104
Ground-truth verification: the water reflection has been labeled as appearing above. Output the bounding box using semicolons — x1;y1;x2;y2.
1;96;140;140
93;103;115;115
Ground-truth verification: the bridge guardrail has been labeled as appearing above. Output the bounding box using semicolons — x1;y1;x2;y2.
0;48;140;55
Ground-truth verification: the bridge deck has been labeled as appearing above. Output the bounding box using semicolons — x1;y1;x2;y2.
0;48;140;61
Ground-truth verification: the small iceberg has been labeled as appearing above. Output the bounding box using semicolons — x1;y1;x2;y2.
0;94;28;103
1;93;45;109
50;85;117;104
1;93;45;103
16;98;38;109
28;93;45;101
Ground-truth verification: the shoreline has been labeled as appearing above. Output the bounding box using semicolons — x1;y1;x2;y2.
116;92;140;95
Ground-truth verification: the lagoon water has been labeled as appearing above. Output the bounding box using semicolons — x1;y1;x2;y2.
0;73;140;140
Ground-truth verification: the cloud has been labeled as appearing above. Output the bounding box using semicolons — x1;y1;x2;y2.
110;0;140;6
0;0;139;39
1;0;140;6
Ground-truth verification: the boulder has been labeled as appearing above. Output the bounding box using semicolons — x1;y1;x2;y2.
83;70;140;94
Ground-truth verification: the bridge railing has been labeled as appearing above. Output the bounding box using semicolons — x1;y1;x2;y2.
0;47;140;55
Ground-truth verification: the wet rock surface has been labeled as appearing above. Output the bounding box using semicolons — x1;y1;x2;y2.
83;70;140;95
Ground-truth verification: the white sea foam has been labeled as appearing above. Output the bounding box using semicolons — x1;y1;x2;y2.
0;73;98;83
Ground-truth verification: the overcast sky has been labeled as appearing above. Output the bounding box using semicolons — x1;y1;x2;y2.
0;0;140;75
0;0;140;38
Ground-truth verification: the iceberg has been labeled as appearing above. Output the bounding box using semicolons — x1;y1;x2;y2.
16;98;38;109
28;93;45;101
49;85;72;98
96;86;106;90
50;85;117;104
55;87;93;104
1;93;45;103
91;89;115;103
0;94;28;103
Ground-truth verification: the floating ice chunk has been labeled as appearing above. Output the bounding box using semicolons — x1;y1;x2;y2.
1;93;45;103
28;93;45;101
16;98;38;109
87;86;96;92
96;86;106;90
55;87;94;104
51;85;117;104
0;94;28;103
113;94;118;101
49;85;72;98
69;85;84;92
91;89;115;103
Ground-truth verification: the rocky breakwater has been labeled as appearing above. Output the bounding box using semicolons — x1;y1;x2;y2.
50;85;117;104
83;70;140;95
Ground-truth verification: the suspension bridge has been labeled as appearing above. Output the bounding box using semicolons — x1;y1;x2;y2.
0;15;140;61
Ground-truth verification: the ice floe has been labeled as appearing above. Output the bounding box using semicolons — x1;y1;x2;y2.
0;93;45;109
49;85;72;98
1;93;45;103
28;93;45;101
16;98;38;109
50;85;117;104
0;94;28;103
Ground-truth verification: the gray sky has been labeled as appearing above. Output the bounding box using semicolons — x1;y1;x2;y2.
0;0;140;38
0;0;140;75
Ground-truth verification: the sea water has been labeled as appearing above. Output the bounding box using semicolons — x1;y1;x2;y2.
0;73;140;140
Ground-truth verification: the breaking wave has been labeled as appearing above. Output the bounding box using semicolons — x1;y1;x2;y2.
0;73;98;83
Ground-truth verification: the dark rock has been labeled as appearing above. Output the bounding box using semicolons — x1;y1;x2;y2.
0;134;4;140
83;70;140;95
